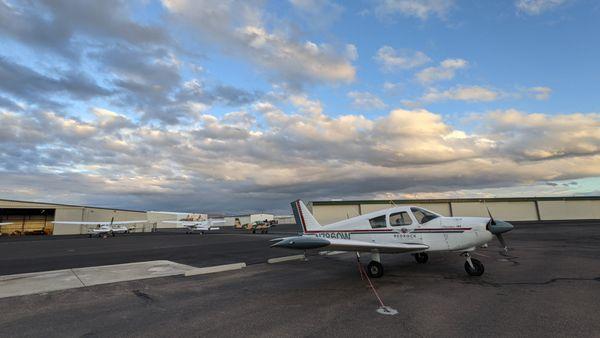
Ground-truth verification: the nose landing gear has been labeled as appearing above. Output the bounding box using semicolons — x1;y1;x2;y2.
463;253;484;276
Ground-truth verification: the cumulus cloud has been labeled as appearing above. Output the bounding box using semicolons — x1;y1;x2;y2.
516;0;568;15
2;105;599;212
162;0;356;87
374;46;431;72
416;58;468;84
480;109;600;160
348;91;387;110
0;57;112;108
421;85;500;102
0;0;169;59
375;0;455;20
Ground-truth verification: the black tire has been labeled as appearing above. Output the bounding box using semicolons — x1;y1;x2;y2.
252;229;256;234
414;253;429;264
366;261;384;278
464;258;485;276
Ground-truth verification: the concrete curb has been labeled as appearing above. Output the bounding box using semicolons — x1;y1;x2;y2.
267;254;306;264
319;251;345;256
184;263;246;276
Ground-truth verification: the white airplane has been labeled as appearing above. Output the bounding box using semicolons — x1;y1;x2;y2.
271;200;514;278
162;219;225;234
52;218;147;237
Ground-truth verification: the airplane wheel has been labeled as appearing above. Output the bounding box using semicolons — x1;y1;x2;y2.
252;229;256;234
414;253;428;264
464;258;485;276
112;232;116;237
366;261;384;278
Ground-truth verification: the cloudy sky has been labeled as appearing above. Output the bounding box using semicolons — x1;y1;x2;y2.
1;0;599;214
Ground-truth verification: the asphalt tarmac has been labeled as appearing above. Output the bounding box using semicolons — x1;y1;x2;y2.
1;222;599;337
0;225;301;275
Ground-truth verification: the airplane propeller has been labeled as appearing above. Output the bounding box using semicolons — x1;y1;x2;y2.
485;205;514;254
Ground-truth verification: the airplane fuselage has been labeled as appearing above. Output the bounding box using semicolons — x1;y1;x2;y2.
304;216;493;252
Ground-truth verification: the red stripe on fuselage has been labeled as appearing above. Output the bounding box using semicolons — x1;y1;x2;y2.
303;229;394;234
413;227;472;231
297;200;308;233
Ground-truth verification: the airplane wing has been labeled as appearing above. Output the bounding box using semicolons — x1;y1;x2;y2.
52;220;147;225
271;236;428;253
0;222;13;225
321;239;428;253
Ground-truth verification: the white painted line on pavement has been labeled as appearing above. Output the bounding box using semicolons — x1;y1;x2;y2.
267;254;305;264
184;262;247;276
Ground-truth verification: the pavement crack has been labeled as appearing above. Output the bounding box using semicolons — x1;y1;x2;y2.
71;269;87;287
451;276;600;287
132;289;153;304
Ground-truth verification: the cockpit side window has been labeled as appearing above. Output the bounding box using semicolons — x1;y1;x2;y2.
410;207;440;224
389;212;412;226
369;215;387;228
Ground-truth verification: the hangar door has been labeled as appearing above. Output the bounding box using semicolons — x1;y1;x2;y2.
0;209;55;236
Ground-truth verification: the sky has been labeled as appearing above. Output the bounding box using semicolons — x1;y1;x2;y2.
0;0;599;214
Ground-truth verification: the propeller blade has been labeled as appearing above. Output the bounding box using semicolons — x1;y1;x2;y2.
485;204;495;225
496;233;508;253
110;217;114;227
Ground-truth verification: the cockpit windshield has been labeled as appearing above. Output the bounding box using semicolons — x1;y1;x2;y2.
410;207;440;224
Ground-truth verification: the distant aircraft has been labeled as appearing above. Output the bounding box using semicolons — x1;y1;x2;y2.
271;200;514;278
52;218;147;238
238;219;278;234
162;219;225;234
0;222;13;236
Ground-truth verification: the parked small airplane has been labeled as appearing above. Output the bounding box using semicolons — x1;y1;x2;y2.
52;218;147;237
271;200;514;278
0;222;13;236
240;219;278;234
162;219;225;234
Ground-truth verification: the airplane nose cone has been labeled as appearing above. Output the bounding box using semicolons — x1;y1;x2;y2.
489;220;514;235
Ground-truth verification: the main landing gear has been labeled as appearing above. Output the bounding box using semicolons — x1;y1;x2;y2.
463;253;484;276
413;252;428;264
366;251;384;278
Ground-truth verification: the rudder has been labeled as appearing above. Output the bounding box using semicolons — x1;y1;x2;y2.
290;200;322;233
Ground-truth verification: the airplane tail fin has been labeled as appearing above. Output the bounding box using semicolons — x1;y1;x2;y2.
291;200;321;233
